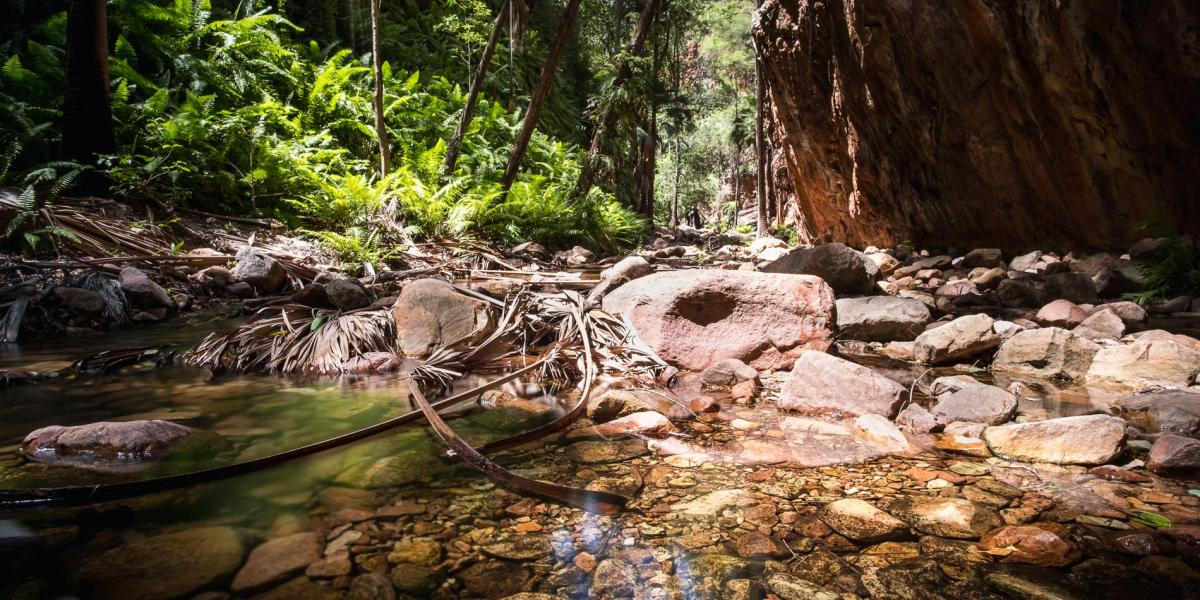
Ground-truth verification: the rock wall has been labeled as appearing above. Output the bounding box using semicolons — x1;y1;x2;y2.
753;0;1200;250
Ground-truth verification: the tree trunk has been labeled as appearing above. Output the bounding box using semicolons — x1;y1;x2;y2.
753;0;768;238
573;0;661;199
442;0;509;178
731;153;740;231
500;0;583;192
62;0;115;170
370;0;390;176
670;138;681;229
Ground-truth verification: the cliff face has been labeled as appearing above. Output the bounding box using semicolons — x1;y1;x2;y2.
753;0;1200;250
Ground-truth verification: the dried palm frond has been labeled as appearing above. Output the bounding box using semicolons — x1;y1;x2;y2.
66;270;130;324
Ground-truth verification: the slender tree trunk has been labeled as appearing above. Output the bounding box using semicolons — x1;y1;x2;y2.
572;0;661;198
731;153;740;231
62;0;115;170
670;138;681;229
500;0;583;192
443;0;509;178
752;0;768;238
370;0;390;176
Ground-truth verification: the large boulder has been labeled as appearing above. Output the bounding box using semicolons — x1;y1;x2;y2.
835;296;931;342
912;314;1000;364
21;420;194;461
982;415;1126;465
325;277;371;310
1145;434;1200;476
118;267;173;309
1085;330;1200;390
234;247;287;294
1043;272;1099;305
931;381;1018;426
1110;388;1200;436
761;242;877;295
997;279;1041;308
391;279;492;357
779;350;906;418
992;327;1099;382
603;269;835;371
77;527;246;600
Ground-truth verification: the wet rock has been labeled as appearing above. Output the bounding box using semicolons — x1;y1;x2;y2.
913;314;1000;364
231;532;322;594
586;389;670;422
997;279;1042;308
592;559;637;597
978;523;1078;566
21;420;194;461
77;526;245;600
588;411;676;439
889;497;1002;539
481;536;551;561
1035;299;1087;328
699;358;759;388
1145;434;1200;476
52;286;105;313
820;498;908;541
731;531;789;559
835;296;931;342
983;414;1126;465
1044;272;1099;305
1086;464;1151;483
671;489;754;517
234;248;287;294
348;573;396;600
390;563;436;596
779;350;906;418
228;281;255;298
1086;330;1200;389
985;567;1086;600
964;248;1004;268
675;554;749;600
326;277;371;310
392;279;492;357
896;403;937;434
762;242;877;295
340;351;401;374
388;538;442;565
564;439;648;463
931;381;1017;426
1072;308;1125;341
118;267;173;309
992;327;1099;382
603;269;835;371
461;560;531;598
853;413;918;454
766;573;839;600
1110;388;1200;436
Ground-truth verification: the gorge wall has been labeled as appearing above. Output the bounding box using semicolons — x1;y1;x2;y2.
753;0;1200;250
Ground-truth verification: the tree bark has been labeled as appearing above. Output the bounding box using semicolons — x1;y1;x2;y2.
753;0;768;238
670;137;681;229
62;0;115;169
370;0;390;177
573;0;661;199
500;0;583;192
442;0;509;178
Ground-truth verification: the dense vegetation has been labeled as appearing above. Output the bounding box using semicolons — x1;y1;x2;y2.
1;0;769;265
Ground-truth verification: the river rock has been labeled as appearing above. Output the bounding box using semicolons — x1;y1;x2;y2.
118;267;173;309
913;314;1000;364
766;573;840;600
1086;330;1200;389
1110;388;1200;436
896;403;937;433
556;245;594;265
731;531;790;559
963;248;1004;268
326;277;371;310
77;526;245;600
392;279;492;357
992;327;1099;382
592;559;637;597
931;382;1018;426
52;286;106;313
21;420;194;461
591;256;654;299
761;242;877;295
1145;434;1200;476
1072;308;1125;341
749;236;787;255
820;498;908;541
978;523;1078;566
699;358;758;388
587;389;672;422
779;350;906;418
231;532;322;594
835;296;931;341
997;279;1042;308
564;439;648;463
589;411;676;439
1100;301;1148;325
292;283;334;309
234;248;287;293
1035;299;1087;328
603;269;835;370
1043;272;1099;304
982;415;1126;465
889;497;1001;539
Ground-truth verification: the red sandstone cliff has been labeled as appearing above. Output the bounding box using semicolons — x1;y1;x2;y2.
753;0;1200;250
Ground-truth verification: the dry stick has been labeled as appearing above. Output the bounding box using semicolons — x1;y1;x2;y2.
500;0;584;192
442;0;509;178
0;357;550;510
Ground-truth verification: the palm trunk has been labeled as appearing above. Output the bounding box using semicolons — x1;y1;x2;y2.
670;138;681;229
500;0;584;192
370;0;390;176
62;0;115;171
442;0;509;178
573;0;661;198
753;0;768;238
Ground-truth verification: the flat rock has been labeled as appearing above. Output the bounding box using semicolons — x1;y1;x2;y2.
889;497;1001;539
588;411;676;439
766;572;840;600
391;279;492;357
21;420;194;462
779;350;906;418
931;382;1018;426
1110;388;1200;436
913;314;1000;364
231;532;322;593
992;327;1099;382
820;498;908;541
671;489;754;517
481;536;551;561
983;414;1126;465
731;531;790;559
1086;330;1200;389
564;439;648;463
77;526;245;600
835;296;931;342
603;269;835;371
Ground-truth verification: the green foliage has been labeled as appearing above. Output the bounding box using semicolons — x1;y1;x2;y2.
1129;215;1200;304
3;162;87;252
